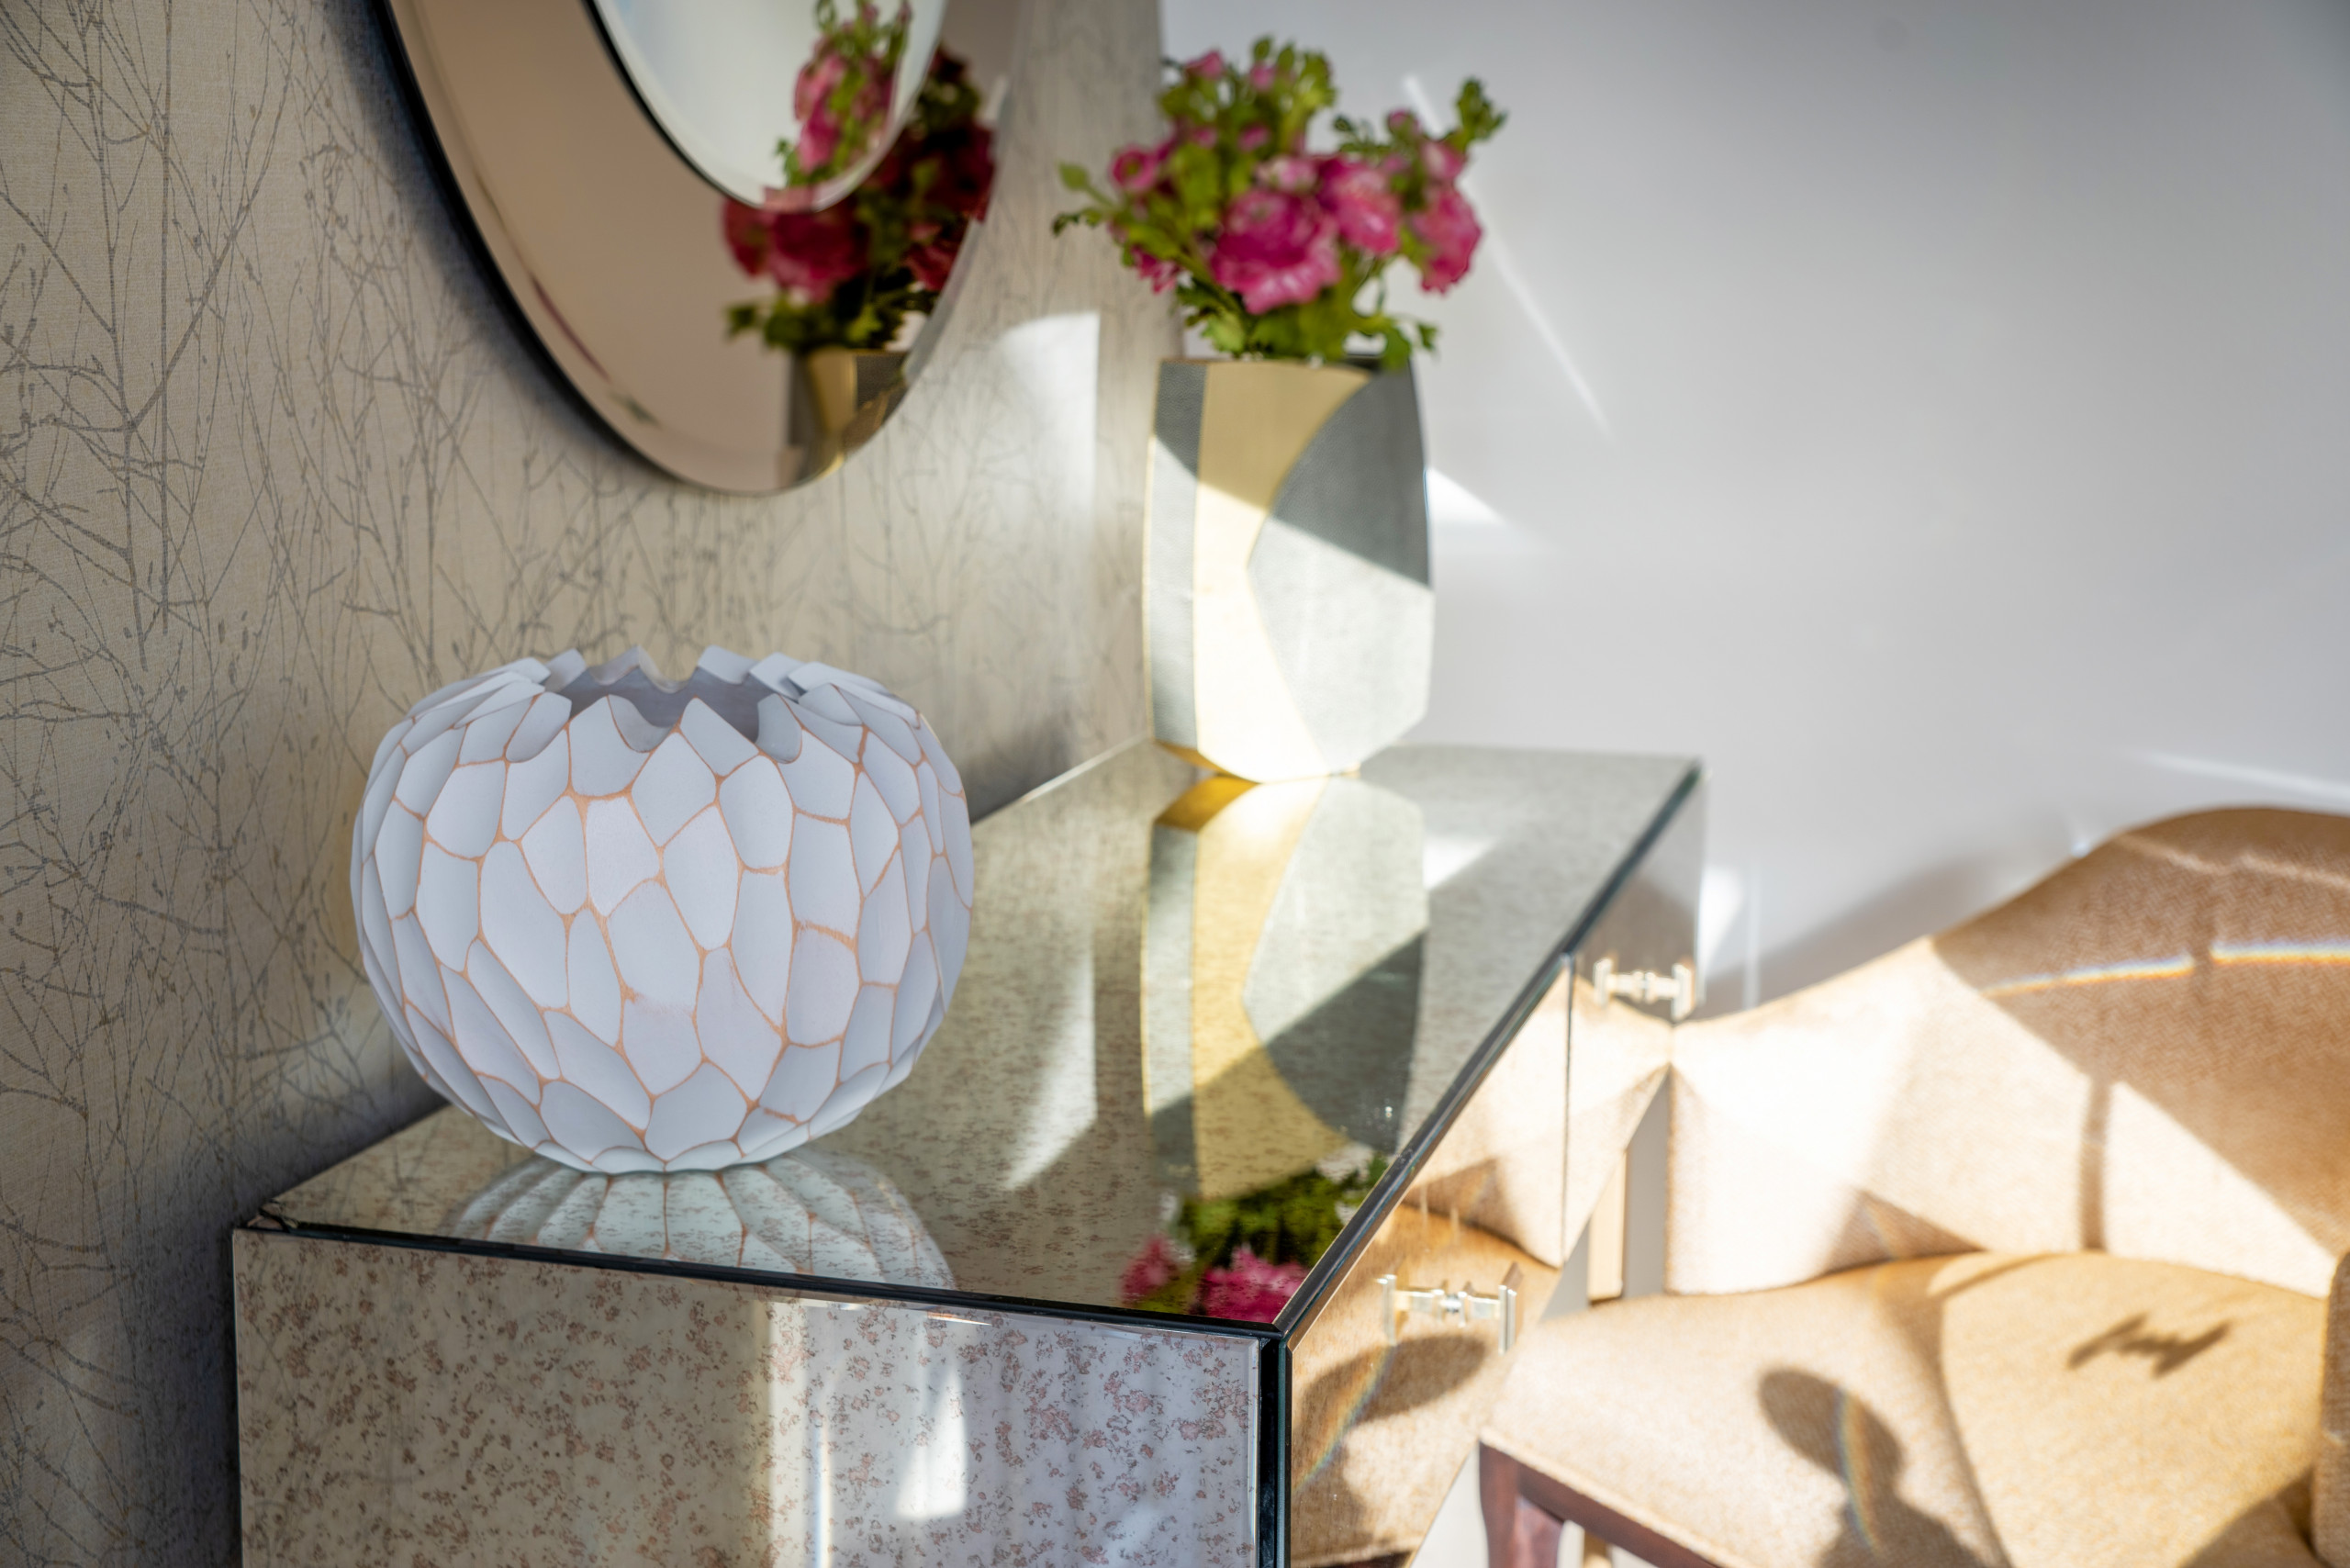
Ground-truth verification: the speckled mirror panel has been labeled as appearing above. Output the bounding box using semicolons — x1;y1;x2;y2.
232;1234;1260;1566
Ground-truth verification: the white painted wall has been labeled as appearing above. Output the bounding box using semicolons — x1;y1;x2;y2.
1163;0;2350;1007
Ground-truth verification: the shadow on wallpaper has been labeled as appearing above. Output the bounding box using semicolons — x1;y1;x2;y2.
0;0;1169;1560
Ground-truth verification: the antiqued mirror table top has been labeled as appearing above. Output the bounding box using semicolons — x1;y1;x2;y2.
267;740;1698;1331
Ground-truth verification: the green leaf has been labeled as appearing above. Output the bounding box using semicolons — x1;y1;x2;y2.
1131;1266;1204;1315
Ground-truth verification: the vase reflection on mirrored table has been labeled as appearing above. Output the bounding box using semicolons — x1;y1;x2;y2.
445;1143;952;1289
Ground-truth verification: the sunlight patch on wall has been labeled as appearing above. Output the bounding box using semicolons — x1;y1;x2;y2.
1426;467;1503;528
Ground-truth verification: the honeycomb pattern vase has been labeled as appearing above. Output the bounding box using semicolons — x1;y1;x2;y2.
350;645;974;1172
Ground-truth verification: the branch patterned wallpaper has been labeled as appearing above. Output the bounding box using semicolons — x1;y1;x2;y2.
0;0;1169;1559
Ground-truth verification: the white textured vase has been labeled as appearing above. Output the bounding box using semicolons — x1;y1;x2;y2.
351;646;974;1172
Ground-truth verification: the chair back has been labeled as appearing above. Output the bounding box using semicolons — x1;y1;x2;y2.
1667;809;2350;1298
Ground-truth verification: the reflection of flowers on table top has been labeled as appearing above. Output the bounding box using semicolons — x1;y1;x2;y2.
446;1144;953;1288
723;28;993;355
1122;1156;1384;1323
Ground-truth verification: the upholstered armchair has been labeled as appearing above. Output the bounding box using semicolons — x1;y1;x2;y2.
1482;809;2350;1568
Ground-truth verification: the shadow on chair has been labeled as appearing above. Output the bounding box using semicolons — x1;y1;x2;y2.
1758;1369;1990;1568
1477;1369;1994;1568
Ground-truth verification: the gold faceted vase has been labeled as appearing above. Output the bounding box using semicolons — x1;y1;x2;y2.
790;346;909;479
1145;359;1435;783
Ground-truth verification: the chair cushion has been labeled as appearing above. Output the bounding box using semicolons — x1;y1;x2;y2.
1483;1252;2324;1568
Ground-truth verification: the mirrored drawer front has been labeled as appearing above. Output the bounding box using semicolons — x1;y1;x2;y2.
232;1230;1265;1565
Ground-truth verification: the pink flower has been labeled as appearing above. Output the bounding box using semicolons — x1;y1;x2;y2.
1108;219;1183;293
1132;248;1182;292
1198;1247;1306;1323
792;30;891;177
1257;154;1317;194
1386;108;1422;137
1411;184;1483;292
723;198;775;278
1184;49;1225;80
1318;158;1402;254
906;228;956;292
1111;142;1164;194
765;204;867;302
1248;62;1278;90
1120;1234;1185;1305
1420;139;1467;182
795;50;848;124
797;113;845;177
793;52;850;172
1210;187;1340;312
1238;125;1270;152
722;199;868;301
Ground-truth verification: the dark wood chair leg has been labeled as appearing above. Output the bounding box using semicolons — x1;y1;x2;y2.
1480;1445;1561;1568
1478;1440;1727;1568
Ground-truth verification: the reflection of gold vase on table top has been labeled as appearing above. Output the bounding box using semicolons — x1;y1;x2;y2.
1143;773;1427;1203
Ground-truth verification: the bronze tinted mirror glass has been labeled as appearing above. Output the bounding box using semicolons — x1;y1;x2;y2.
378;0;1013;493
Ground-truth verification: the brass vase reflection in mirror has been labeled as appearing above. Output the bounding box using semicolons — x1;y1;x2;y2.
447;1144;954;1288
1126;773;1427;1320
375;0;1012;491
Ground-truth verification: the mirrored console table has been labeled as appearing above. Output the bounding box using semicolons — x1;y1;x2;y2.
234;740;1701;1566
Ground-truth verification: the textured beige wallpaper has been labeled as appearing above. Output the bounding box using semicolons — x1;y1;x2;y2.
0;0;1170;1559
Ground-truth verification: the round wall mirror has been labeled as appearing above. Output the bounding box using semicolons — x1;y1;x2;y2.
377;0;1018;493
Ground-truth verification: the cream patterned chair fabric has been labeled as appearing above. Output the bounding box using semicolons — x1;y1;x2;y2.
1483;809;2350;1568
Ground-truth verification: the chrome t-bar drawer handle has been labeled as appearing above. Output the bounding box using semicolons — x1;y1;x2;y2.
1589;958;1695;1023
1377;1273;1518;1354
